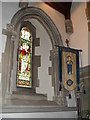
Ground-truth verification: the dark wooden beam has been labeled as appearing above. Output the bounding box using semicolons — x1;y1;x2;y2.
45;2;72;19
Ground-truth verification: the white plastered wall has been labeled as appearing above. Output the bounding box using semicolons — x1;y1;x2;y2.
70;2;88;67
28;2;70;46
29;19;53;100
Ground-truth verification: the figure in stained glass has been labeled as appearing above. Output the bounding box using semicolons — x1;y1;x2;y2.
17;27;32;88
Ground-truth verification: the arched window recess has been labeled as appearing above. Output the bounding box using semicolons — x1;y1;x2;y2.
15;20;40;92
17;26;33;88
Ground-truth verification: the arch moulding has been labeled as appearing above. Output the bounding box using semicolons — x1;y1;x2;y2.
2;6;65;102
11;7;63;47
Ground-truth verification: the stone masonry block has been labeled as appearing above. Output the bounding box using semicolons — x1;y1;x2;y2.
34;38;40;47
34;55;41;67
48;67;53;75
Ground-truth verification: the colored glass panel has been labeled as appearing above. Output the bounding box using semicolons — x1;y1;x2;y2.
17;27;32;88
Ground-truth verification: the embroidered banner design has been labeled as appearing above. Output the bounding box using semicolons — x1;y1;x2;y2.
59;46;80;91
62;51;76;91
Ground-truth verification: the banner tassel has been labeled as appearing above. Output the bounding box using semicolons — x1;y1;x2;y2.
77;85;80;91
69;93;71;99
59;84;62;91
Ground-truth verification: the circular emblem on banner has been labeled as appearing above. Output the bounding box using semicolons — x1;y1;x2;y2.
66;79;73;86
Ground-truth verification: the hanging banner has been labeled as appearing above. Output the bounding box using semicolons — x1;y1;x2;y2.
59;46;80;91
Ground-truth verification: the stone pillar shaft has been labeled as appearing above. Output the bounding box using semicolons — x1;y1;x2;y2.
51;48;59;97
6;36;14;93
2;23;16;101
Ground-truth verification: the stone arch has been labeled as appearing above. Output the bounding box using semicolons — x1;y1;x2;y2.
11;7;63;48
2;6;63;101
10;7;63;98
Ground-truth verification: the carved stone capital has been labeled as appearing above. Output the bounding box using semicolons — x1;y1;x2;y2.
2;23;17;37
7;23;14;31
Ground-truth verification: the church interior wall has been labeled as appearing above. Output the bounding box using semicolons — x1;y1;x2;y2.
70;2;88;67
2;2;69;101
1;1;89;117
2;2;89;71
28;2;70;46
71;2;90;117
2;2;69;56
28;19;54;100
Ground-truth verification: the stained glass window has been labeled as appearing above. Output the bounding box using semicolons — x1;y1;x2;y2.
17;27;32;88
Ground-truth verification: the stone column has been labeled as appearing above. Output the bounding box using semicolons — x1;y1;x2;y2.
49;47;67;106
2;23;17;103
2;35;11;103
6;36;15;93
50;48;59;97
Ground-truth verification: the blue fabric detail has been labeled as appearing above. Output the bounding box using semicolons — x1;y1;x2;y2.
69;93;71;99
76;51;80;91
77;86;80;91
67;64;72;74
59;46;82;53
59;47;62;91
59;84;62;91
